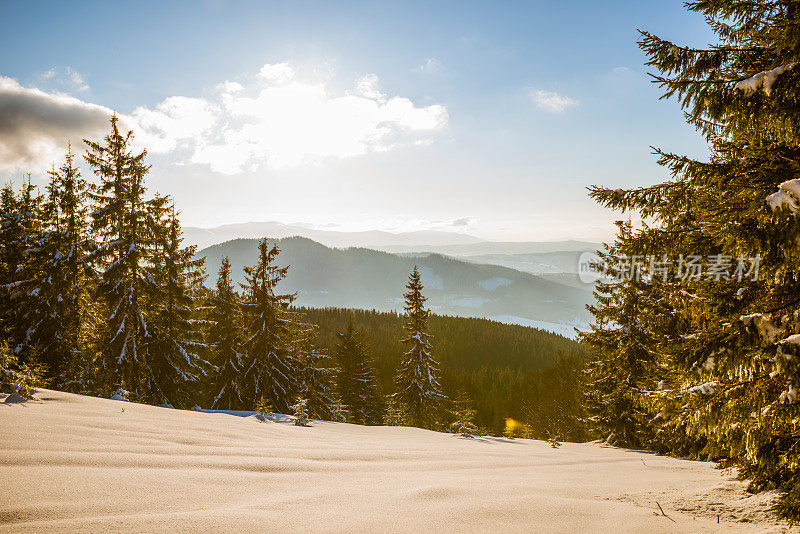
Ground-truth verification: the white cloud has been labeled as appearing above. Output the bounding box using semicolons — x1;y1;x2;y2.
414;58;442;72
257;62;294;84
531;89;578;113
216;81;243;94
450;216;474;227
39;66;89;92
612;66;630;73
0;62;449;175
130;96;218;154
66;68;89;91
183;62;448;173
355;73;384;100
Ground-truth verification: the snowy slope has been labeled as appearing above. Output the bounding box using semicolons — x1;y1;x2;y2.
0;390;785;533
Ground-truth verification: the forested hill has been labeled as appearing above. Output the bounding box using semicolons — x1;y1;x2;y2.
198;237;593;327
297;307;586;435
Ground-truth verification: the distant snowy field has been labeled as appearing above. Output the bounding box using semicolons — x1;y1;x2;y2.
489;314;589;339
0;390;785;533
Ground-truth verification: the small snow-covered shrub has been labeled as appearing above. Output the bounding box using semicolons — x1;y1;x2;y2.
292;397;310;427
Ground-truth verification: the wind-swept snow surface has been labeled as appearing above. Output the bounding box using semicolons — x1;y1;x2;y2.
0;390;787;533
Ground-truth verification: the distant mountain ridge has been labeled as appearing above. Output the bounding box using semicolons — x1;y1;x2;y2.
196;237;593;334
183;221;602;260
376;240;602;256
183;221;485;250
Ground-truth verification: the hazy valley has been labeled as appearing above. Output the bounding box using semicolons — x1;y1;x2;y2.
197;236;595;337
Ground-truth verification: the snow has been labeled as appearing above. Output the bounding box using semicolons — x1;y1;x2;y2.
767;190;798;213
0;388;785;532
195;406;294;423
687;381;717;395
446;296;495;308
110;388;129;401
780;333;800;345
418;267;444;290
778;178;800;200
735;64;794;96
740;313;782;342
477;277;514;291
767;179;800;214
489;315;588;339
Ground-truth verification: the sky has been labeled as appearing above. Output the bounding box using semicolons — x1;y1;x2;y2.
0;1;716;242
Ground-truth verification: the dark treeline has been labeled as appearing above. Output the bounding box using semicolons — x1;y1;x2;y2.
298;306;586;437
582;0;800;521
0;115;585;437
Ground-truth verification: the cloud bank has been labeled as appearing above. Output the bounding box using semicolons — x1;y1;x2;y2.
0;63;449;174
0;77;112;172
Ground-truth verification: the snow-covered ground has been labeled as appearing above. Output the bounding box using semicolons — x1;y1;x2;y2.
0;390;787;533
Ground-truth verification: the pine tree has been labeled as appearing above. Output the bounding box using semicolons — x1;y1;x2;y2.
0;178;44;359
207;256;246;409
449;390;478;435
394;266;444;428
295;325;335;420
382;394;407;426
334;320;381;424
0;183;16;349
85;116;166;400
588;1;800;520
581;223;659;448
19;148;95;385
239;239;300;413
146;205;209;407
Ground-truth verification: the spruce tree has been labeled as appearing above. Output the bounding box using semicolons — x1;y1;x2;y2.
239;239;300;413
582;223;659;448
382;394;407;426
146;205;209;407
394;266;444;428
295;325;335;420
334;320;381;424
86;116;152;396
449;390;479;435
0;183;16;348
19;148;95;385
208;256;246;409
86;120;210;404
0;178;44;359
588;1;800;520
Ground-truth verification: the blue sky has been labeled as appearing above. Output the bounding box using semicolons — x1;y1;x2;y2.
0;1;715;241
